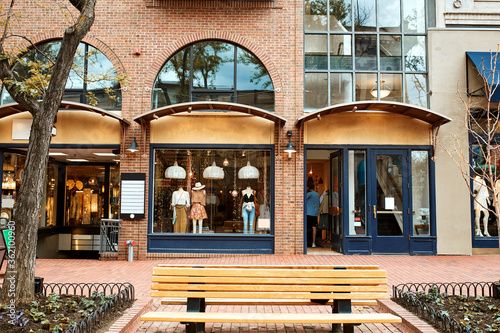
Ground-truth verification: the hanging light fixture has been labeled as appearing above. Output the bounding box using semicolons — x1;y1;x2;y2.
165;161;186;179
284;130;296;159
370;80;391;98
127;137;138;153
203;162;224;179
223;158;229;166
238;161;259;179
309;166;313;175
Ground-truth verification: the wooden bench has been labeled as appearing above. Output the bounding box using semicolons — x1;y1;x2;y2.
141;265;401;333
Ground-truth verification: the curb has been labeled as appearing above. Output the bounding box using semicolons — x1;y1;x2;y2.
378;299;440;333
106;297;153;333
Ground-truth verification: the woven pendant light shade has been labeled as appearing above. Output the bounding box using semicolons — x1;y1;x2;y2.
203;162;225;179
238;161;259;179
165;161;186;179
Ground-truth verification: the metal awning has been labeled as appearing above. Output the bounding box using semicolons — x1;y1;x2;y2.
134;101;286;126
466;51;500;102
295;101;451;128
0;101;131;126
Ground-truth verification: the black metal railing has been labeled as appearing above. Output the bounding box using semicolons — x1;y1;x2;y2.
393;282;495;333
41;282;135;333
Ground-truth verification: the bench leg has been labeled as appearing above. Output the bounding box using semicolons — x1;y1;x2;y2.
343;324;355;333
186;298;205;333
332;299;352;333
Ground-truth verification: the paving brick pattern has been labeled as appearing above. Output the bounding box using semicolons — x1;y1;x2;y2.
2;255;498;332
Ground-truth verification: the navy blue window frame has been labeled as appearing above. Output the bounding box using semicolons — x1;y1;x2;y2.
148;143;275;254
304;145;437;255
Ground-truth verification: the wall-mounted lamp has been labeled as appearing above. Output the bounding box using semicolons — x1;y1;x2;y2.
127;137;138;153
284;130;296;159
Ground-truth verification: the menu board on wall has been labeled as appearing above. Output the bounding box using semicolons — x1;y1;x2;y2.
120;173;145;219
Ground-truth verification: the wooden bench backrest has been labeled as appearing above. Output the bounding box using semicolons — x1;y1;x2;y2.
151;266;389;301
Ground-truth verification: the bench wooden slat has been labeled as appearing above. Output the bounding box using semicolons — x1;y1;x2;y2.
157;264;380;270
153;267;387;278
141;311;402;324
152;276;387;285
153;283;388;293
151;291;389;300
160;298;379;307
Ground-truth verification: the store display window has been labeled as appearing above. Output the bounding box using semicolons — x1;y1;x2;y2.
152;148;272;235
1;152;57;227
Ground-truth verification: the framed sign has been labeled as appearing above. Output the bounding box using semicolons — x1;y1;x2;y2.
120;173;145;219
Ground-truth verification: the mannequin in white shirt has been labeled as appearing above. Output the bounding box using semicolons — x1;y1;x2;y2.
172;186;190;233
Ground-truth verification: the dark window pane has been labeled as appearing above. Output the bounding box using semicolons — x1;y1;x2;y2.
192;42;234;90
378;0;400;32
305;0;328;31
330;35;352;70
152;48;191;108
380;35;401;71
330;0;352;31
305;35;328;70
355;35;377;70
354;0;376;31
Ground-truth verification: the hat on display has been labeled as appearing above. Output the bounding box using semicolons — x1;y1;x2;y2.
193;182;205;190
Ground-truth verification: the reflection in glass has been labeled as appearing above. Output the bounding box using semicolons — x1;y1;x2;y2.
330;0;352;31
376;154;403;236
355;35;377;70
153;149;271;235
192;42;234;90
305;35;328;70
380;35;401;71
354;0;376;31
305;0;328;31
405;74;427;107
411;151;430;236
348;150;367;235
109;166;120;219
152;49;191;107
355;73;377;101
378;0;400;32
404;36;426;72
330;73;353;104
380;73;402;102
193;94;232;103
330;35;352;70
66;44;85;90
305;73;328;110
403;0;426;33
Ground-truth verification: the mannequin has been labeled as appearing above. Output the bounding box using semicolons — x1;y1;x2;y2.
172;185;190;233
241;185;256;234
190;182;208;233
473;175;491;237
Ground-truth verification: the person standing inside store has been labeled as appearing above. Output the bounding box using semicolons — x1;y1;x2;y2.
306;181;320;248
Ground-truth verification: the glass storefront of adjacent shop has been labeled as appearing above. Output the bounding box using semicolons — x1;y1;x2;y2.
148;145;274;254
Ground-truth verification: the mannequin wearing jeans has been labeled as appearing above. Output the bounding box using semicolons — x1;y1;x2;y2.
241;186;256;234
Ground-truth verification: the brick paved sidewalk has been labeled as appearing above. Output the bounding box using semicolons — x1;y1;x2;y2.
2;254;499;332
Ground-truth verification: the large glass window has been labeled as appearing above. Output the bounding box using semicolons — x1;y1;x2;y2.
152;41;274;111
153;149;272;235
304;0;428;108
348;150;367;235
411;151;430;236
0;42;122;110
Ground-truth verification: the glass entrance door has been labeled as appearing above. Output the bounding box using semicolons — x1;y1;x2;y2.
370;150;410;253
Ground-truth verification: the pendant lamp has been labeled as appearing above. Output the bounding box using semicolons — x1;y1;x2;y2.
203;162;224;179
165;161;186;179
238;161;259;179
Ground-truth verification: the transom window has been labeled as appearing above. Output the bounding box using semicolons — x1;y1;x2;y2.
304;0;428;110
152;41;275;111
0;41;122;110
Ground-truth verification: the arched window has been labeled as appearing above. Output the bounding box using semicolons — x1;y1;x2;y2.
0;41;122;110
152;41;275;111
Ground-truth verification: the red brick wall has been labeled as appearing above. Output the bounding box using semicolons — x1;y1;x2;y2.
3;0;304;257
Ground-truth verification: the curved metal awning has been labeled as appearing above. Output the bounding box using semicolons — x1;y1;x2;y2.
0;101;131;126
134;101;287;126
295;101;452;128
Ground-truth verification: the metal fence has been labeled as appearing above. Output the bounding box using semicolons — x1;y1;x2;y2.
393;282;496;333
99;219;121;254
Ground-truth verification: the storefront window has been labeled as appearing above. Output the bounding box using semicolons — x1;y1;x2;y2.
109;166;120;219
1;153;57;227
411;151;430;236
348;150;367;235
65;166;108;226
153;149;272;235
